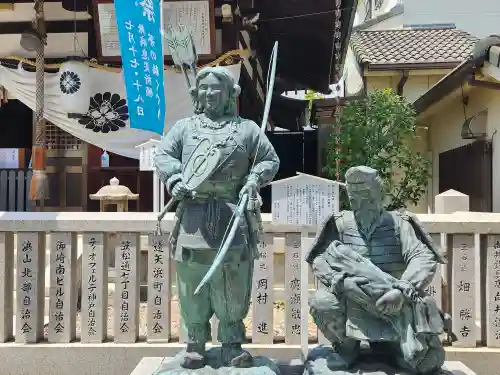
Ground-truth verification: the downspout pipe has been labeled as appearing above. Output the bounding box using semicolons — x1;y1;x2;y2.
397;70;409;96
361;63;368;95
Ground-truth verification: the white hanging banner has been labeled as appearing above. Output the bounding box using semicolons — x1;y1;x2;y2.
0;63;241;159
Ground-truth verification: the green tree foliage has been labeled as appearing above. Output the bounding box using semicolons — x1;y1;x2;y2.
325;89;430;210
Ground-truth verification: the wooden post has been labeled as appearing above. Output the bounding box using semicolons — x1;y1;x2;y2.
153;170;159;212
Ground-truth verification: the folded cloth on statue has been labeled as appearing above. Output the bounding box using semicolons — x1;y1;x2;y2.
321;241;445;367
322;241;398;300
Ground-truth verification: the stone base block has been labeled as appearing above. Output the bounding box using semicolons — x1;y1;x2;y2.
304;360;473;375
134;349;282;375
130;358;475;375
304;346;476;375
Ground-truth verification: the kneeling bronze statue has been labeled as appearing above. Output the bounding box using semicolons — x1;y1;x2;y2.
306;166;449;375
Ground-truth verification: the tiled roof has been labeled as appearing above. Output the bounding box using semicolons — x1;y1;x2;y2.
350;27;479;66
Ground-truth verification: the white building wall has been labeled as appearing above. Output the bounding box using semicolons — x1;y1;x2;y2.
372;0;402;19
403;0;500;37
353;0;500;37
419;80;500;213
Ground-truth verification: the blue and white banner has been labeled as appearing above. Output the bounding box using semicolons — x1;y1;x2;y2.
114;0;166;135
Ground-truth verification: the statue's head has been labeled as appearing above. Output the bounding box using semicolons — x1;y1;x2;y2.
345;166;385;215
194;66;241;117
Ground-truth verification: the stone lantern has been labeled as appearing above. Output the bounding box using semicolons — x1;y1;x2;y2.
89;177;139;212
90;177;139;268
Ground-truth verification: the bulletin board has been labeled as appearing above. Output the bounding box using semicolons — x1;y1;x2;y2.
92;0;216;63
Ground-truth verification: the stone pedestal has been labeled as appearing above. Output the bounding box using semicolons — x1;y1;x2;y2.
303;346;476;375
132;352;281;375
434;189;469;214
130;358;476;375
304;361;474;375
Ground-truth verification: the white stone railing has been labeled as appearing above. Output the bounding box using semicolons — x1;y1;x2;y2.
1;211;500;349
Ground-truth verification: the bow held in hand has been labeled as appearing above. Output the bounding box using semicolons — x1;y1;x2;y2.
239;181;261;211
189;87;201;112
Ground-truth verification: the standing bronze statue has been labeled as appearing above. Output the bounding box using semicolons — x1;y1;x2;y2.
154;66;280;374
306;166;449;375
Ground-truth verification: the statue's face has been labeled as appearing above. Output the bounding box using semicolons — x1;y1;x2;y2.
347;183;383;213
197;73;230;114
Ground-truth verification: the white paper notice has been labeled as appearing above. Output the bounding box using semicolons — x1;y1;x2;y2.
272;174;340;227
163;1;213;56
139;146;156;171
0;149;19;169
97;3;121;57
97;1;213;58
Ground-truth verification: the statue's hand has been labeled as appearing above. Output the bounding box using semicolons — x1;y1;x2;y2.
239;181;260;210
189;87;201;112
189;87;198;102
339;276;371;305
171;181;190;200
375;289;405;316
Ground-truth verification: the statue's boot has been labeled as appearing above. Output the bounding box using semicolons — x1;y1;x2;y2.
326;339;360;370
182;343;206;369
222;343;253;368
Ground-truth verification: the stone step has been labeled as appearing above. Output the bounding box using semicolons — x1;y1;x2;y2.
131;357;304;375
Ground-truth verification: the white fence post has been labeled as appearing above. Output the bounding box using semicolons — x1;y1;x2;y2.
0;232;14;342
48;232;77;343
147;234;171;342
81;233;108;343
16;232;45;343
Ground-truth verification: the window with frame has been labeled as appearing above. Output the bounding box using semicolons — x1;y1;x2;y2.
364;0;372;21
46;122;83;150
